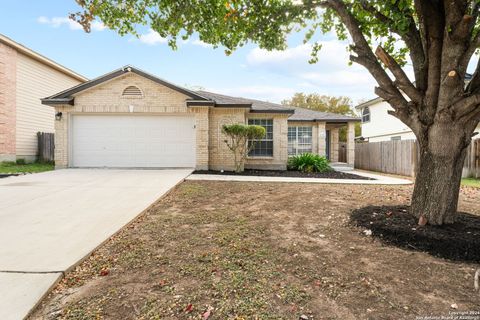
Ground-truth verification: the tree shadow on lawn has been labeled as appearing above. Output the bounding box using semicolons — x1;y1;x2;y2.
350;205;480;263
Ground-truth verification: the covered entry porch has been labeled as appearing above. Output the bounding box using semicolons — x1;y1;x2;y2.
287;120;356;167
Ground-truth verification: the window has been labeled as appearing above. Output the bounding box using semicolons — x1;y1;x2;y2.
362;107;370;123
288;126;313;156
391;136;401;141
248;119;273;157
122;86;143;97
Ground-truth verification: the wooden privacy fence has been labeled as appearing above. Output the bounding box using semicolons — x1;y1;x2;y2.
355;139;480;178
355;140;417;176
37;132;54;162
464;138;480;178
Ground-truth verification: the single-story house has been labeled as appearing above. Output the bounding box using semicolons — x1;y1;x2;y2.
42;66;359;171
0;33;87;162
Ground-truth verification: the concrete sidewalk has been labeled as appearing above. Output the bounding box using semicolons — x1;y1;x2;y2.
187;170;412;185
0;169;191;320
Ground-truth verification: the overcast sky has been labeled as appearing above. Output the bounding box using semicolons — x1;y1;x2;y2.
1;1;380;105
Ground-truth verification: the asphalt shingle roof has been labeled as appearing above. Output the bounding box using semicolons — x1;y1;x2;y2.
197;90;360;122
41;65;359;123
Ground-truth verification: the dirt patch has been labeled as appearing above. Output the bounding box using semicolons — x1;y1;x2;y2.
194;169;373;180
350;205;480;262
30;182;480;320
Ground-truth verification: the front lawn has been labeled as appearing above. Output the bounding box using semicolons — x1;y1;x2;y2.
0;161;54;174
462;178;480;188
31;182;480;319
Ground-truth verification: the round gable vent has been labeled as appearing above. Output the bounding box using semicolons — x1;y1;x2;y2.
122;86;143;97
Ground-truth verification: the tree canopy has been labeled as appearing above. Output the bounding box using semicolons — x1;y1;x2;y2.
282;93;354;115
282;93;361;140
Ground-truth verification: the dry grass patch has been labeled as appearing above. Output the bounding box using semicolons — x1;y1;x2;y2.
31;182;480;320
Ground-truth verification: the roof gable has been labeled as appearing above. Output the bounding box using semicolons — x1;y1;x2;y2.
42;66;208;105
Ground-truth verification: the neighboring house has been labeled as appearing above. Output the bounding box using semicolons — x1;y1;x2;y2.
42;66;359;171
0;34;87;162
357;96;480;142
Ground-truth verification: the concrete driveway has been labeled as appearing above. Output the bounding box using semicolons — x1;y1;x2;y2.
0;169;192;320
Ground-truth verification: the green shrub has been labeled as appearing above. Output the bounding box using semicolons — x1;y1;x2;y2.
288;153;331;173
15;158;26;165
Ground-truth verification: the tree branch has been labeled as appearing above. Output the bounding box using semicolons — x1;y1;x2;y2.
360;0;427;91
375;46;422;103
414;0;444;112
318;0;410;113
453;93;480;119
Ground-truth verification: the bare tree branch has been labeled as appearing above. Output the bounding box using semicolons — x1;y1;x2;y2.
375;46;422;103
414;0;444;113
359;0;427;91
318;0;410;113
453;93;480;119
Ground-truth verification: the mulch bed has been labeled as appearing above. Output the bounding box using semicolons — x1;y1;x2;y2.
350;205;480;262
194;169;374;180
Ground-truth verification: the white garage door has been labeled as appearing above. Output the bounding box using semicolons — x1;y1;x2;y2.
71;115;196;168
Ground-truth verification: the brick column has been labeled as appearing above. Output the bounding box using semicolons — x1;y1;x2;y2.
0;43;17;161
54;106;69;169
191;106;210;170
347;122;355;166
317;122;326;157
330;128;339;162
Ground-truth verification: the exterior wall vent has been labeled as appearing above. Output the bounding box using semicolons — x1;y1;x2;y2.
122;86;143;97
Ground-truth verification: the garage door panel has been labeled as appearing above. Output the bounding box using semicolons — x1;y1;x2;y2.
72;115;196;168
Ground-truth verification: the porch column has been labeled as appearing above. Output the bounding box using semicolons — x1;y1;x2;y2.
330;128;339;162
317;122;326;156
347;122;355;166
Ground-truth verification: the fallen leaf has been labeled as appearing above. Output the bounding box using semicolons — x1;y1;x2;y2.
99;268;109;276
203;306;214;319
185;304;193;313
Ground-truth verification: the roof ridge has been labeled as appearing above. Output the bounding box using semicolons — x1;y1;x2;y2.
43;66;210;103
290;105;359;118
197;90;287;107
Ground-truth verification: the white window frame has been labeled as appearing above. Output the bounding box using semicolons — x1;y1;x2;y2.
362;107;370;123
288;126;313;156
248;119;274;157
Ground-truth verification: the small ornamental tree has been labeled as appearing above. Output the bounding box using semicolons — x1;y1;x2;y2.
222;124;266;173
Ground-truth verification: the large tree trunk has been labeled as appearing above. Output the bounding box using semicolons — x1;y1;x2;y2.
410;123;469;225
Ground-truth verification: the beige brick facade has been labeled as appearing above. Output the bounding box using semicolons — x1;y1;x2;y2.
208;108;248;171
51;71;355;170
53;73;208;169
245;113;289;170
0;42;17;161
